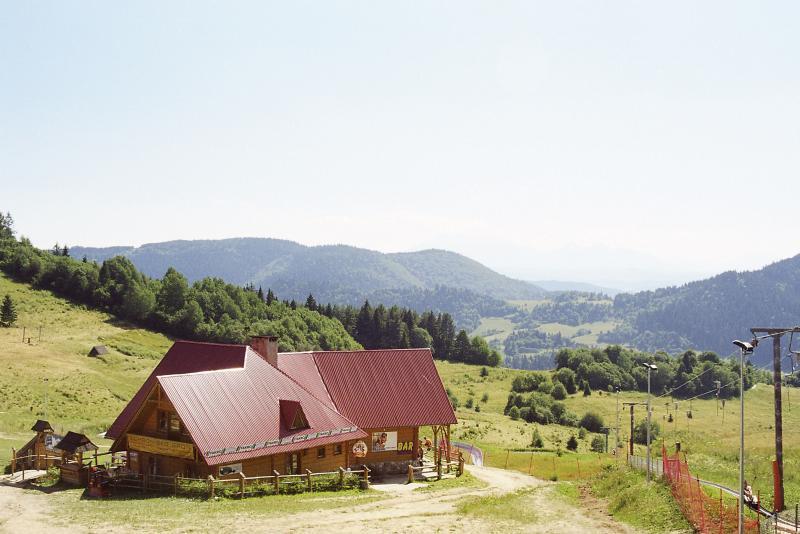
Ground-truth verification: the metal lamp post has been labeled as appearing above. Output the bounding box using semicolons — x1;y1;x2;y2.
733;340;754;534
642;362;657;482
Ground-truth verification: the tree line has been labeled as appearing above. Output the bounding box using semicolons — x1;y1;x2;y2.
0;214;357;352
304;297;502;366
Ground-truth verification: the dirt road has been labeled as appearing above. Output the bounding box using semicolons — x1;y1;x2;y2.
0;467;640;534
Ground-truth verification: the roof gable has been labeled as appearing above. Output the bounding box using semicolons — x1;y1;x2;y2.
106;341;248;439
158;350;364;465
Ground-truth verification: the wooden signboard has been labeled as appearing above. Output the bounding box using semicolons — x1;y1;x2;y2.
128;434;195;460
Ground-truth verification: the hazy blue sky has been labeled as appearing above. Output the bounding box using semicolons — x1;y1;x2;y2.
2;1;798;290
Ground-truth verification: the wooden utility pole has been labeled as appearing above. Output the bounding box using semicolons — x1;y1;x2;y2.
622;402;646;456
750;326;800;512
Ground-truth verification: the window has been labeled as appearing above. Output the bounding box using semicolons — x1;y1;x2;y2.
157;411;169;433
333;444;342;455
291;408;308;430
286;453;300;475
317;447;326;459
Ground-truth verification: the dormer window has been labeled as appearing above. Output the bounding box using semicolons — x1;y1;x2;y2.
291;408;308;430
280;399;309;431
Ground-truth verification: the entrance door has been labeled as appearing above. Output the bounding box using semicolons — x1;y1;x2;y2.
286;452;300;474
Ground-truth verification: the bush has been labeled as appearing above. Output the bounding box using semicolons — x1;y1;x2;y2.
579;412;605;433
481;392;489;403
591;435;606;453
465;397;474;409
578;427;587;440
583;382;592;396
480;366;489;377
633;419;661;445
509;406;520;420
566;435;579;451
474;405;480;412
551;382;567;400
531;429;544;448
553;367;578;394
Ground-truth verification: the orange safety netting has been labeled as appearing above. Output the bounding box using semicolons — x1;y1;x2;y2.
661;445;760;533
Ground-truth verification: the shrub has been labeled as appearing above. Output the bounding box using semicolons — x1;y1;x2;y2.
579;412;605;433
474;405;480;412
583;382;592;396
551;382;567;400
481;392;489;403
531;429;544;448
465;397;474;409
578;427;587;440
509;406;520;420
480;366;489;377
553;367;578;394
633;419;661;445
566;435;578;451
591;435;606;453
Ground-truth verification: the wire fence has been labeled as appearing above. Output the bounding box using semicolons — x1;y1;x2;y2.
661;445;761;533
627;454;663;477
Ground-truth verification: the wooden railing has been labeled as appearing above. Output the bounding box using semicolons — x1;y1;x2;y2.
407;453;465;483
103;465;371;500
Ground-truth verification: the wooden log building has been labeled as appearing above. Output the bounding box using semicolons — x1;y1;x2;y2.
14;420;62;470
106;337;456;480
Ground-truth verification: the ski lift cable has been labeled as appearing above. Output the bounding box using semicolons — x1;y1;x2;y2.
654;348;739;400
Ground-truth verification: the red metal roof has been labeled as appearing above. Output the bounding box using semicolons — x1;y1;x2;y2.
159;350;365;465
283;348;457;428
106;341;248;439
277;352;336;407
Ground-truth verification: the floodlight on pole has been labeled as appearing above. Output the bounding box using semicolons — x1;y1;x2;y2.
733;339;755;534
642;362;657;483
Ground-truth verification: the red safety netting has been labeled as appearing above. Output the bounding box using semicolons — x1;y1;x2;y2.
661;445;760;533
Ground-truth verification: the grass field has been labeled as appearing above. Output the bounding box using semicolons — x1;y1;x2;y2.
470;316;516;345
3;271;796;529
0;273;171;464
536;320;620;346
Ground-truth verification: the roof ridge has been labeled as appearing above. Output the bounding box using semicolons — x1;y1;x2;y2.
173;339;248;348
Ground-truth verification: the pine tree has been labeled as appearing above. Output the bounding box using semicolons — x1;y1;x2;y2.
61;245;69;257
356;300;374;348
453;330;471;363
266;289;276;305
290;300;297;310
305;294;317;311
257;286;264;301
0;295;17;327
52;242;61;256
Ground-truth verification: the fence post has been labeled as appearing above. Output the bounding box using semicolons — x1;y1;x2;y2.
339;466;346;488
576;458;581;479
306;469;312;493
408;464;414;484
504;449;509;469
458;452;465;477
552;456;557;480
273;470;280;494
208;475;215;499
528;451;533;475
11;448;16;474
362;465;370;488
238;472;245;498
437;457;442;480
174;474;179;497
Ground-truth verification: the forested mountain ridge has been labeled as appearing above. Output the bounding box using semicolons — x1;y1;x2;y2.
71;238;544;330
601;254;800;364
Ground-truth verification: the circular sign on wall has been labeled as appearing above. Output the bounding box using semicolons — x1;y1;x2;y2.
352;440;368;458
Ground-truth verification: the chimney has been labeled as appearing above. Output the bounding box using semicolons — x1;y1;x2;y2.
250;335;279;367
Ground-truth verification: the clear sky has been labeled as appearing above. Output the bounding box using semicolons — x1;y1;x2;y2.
2;1;798;290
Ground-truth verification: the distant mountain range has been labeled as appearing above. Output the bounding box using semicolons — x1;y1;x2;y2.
602;254;800;366
73;239;800;367
72;239;544;329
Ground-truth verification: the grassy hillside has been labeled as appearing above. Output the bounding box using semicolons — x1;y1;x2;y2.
2;270;795;518
0;273;171;462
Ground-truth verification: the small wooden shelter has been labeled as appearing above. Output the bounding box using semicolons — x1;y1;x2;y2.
88;345;108;357
13;420;62;470
54;431;98;485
